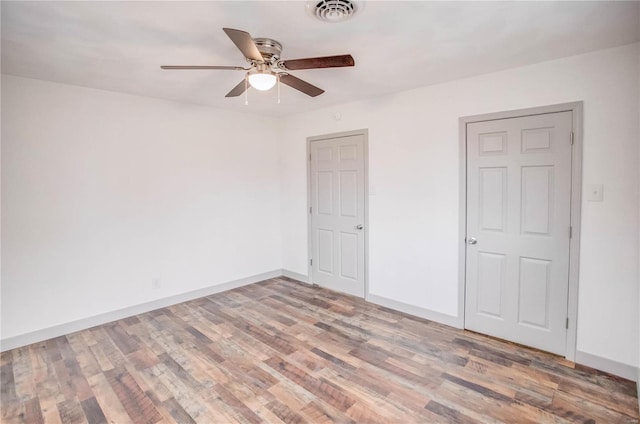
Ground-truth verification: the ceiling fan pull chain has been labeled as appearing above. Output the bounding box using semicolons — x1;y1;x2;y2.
277;74;281;104
244;74;249;106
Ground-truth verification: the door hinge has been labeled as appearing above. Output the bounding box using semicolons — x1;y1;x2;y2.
310;259;313;266
570;132;574;145
309;206;312;214
569;226;572;238
309;153;312;161
566;317;569;329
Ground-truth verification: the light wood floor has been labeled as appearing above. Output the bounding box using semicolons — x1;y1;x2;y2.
1;277;638;423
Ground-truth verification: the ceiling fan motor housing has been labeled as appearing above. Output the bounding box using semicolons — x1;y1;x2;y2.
253;38;283;60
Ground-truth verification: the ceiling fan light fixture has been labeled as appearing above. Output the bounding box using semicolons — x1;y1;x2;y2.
248;71;277;91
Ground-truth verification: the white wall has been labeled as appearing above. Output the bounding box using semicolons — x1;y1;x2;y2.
280;43;640;370
1;75;283;340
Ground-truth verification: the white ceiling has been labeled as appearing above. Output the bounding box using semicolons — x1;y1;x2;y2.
2;1;639;117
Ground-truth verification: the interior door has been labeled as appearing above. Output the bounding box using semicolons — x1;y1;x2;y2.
310;133;365;297
465;111;573;355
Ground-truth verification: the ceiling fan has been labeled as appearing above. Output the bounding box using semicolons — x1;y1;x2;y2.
161;28;355;99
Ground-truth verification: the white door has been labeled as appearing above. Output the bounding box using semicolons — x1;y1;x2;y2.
310;133;366;297
465;111;573;355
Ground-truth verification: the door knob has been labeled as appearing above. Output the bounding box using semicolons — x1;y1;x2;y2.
468;237;477;245
356;224;364;230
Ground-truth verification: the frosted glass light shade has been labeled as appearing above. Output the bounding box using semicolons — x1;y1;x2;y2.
248;72;277;91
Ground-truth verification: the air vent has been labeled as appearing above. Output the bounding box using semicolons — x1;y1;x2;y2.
309;0;359;23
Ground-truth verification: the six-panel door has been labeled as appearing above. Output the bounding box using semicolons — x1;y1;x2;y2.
465;111;573;355
310;134;365;297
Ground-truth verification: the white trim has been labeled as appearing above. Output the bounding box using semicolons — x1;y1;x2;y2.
0;269;282;352
281;269;310;284
367;294;461;329
306;129;369;298
457;115;468;330
458;102;583;362
565;102;584;362
575;350;638;382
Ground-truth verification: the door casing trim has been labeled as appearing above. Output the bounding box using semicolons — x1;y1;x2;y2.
307;129;369;299
458;102;583;361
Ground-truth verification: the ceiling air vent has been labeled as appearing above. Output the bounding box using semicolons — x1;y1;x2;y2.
309;0;360;23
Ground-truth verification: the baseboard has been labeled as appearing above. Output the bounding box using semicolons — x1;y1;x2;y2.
366;293;461;329
281;269;310;284
575;350;638;381
0;269;282;352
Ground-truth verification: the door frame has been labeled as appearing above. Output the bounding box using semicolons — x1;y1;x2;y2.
307;129;370;298
458;102;583;361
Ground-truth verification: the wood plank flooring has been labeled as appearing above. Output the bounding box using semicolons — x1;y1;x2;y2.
1;277;638;423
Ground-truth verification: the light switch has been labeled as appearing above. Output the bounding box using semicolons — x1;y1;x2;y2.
586;184;604;202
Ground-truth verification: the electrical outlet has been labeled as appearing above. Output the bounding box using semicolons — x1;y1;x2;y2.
152;278;161;290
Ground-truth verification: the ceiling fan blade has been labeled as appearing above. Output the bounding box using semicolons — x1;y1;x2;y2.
279;74;324;97
282;55;355;70
225;79;248;98
161;65;245;70
222;28;263;61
